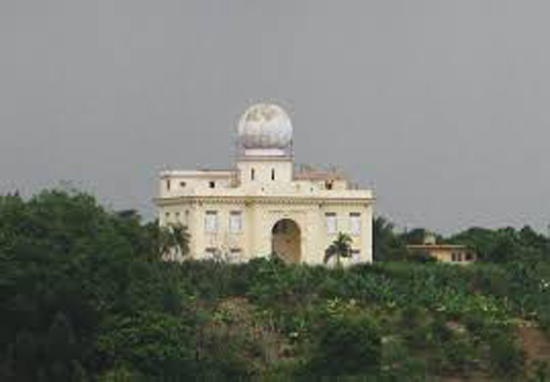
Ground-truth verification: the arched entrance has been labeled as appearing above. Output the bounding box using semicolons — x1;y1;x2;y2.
271;219;301;263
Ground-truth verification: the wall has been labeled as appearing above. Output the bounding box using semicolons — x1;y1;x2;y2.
159;197;374;265
157;159;374;265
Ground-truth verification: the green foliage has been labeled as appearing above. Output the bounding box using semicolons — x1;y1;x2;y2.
488;333;525;379
450;225;550;263
373;216;408;261
1;189;550;381
97;311;197;378
324;232;353;266
408;252;438;263
0;189;192;380
305;302;382;377
47;312;78;364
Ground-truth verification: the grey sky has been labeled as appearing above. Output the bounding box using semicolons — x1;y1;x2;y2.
1;0;549;234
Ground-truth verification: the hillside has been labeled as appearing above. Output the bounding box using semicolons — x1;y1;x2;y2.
1;189;550;381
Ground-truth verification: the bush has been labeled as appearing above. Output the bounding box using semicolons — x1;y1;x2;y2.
305;312;382;377
408;252;438;264
489;333;525;379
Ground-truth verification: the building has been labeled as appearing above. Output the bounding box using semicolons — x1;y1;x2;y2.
406;232;477;264
155;103;375;265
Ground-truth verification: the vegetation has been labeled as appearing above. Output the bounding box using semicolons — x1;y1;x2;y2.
324;232;353;266
1;189;550;381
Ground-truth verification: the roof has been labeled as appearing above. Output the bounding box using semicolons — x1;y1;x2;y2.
161;169;235;178
294;170;348;181
406;244;471;251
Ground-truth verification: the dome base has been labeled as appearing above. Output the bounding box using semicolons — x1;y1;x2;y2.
243;148;289;157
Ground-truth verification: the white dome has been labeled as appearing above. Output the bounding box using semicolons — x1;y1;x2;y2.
237;103;292;156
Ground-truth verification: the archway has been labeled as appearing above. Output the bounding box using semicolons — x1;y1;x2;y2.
271;219;301;263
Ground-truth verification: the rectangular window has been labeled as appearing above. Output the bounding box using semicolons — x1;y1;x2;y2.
325;212;337;235
229;211;242;233
351;249;361;264
349;213;361;236
205;211;218;233
205;247;217;258
228;248;242;263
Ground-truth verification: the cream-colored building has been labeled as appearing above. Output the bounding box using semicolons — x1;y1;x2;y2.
406;233;478;264
155;103;375;265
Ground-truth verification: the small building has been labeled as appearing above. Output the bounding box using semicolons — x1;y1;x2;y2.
406;233;477;264
155;103;375;265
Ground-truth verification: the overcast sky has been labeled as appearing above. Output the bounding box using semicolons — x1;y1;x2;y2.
1;0;550;234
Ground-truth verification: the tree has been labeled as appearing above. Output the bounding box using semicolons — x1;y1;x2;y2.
401;228;428;245
167;223;190;260
47;312;77;363
324;232;353;266
143;221;190;262
373;216;407;261
307;313;382;376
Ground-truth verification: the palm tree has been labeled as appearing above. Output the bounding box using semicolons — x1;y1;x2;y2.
145;221;190;261
163;222;190;261
324;232;353;266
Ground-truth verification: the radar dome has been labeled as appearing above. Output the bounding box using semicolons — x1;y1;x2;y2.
237;103;293;157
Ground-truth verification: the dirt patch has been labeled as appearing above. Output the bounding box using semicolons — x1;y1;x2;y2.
198;297;295;374
518;324;550;375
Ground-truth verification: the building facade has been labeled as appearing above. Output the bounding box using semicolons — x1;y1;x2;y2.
155;103;375;265
406;233;477;264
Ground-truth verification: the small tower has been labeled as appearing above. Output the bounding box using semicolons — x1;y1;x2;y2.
236;103;294;186
424;231;437;245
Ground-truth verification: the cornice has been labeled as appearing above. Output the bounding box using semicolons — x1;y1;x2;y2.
154;194;374;207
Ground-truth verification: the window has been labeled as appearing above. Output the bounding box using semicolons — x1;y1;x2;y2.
166;179;171;191
205;211;218;233
205;247;217;258
229;248;242;263
175;212;180;221
465;253;474;261
351;250;361;264
350;213;361;236
271;169;276;181
325;212;337;235
180;181;186;188
229;211;243;233
165;212;171;221
452;253;462;262
251;168;255;181
209;181;216;189
325;180;333;190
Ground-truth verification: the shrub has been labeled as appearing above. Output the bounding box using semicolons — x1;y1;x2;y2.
305;312;382;377
408;252;438;264
488;333;525;379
